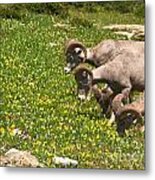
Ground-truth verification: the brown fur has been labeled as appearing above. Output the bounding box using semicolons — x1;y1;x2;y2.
65;39;144;70
112;93;144;135
87;40;144;67
74;48;144;101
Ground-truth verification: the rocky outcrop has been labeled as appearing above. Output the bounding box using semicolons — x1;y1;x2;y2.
0;148;43;167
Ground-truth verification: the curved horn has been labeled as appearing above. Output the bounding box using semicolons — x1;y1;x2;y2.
73;65;93;78
65;39;87;60
112;93;125;114
116;108;143;135
116;108;142;123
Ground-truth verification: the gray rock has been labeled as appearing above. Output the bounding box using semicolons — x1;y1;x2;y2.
0;148;43;167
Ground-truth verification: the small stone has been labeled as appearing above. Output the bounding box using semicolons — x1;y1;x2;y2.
53;156;78;166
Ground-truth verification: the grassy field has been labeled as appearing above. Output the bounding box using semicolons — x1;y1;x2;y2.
0;3;144;169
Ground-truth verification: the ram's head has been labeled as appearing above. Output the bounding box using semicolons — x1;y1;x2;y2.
74;66;93;100
64;39;87;73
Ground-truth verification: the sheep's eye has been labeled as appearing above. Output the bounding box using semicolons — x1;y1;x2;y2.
74;48;82;55
77;49;82;54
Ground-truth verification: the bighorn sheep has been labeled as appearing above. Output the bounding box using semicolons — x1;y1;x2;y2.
91;86;144;134
74;49;144;101
111;93;144;135
64;39;144;73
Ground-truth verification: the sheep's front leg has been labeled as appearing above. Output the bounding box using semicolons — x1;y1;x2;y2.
109;112;116;124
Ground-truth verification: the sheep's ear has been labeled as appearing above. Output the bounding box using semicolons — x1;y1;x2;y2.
86;69;93;79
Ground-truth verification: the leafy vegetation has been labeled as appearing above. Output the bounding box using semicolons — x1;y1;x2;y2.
0;2;145;169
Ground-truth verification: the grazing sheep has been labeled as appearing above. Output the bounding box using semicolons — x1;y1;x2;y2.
64;39;144;73
82;84;144;135
112;93;144;135
91;86;134;122
74;49;144;101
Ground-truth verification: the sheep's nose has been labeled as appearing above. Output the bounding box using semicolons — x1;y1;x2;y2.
64;67;71;74
78;94;87;101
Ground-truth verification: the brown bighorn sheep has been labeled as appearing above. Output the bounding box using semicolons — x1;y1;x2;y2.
92;87;144;135
64;39;144;73
91;86;145;132
112;93;144;135
74;49;144;101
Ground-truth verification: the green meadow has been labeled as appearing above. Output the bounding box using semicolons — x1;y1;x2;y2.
0;2;145;169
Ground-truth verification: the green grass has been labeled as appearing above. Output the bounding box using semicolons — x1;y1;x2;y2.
0;5;144;169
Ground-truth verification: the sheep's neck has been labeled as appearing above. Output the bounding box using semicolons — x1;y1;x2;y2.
86;45;121;67
85;49;97;66
92;65;113;84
